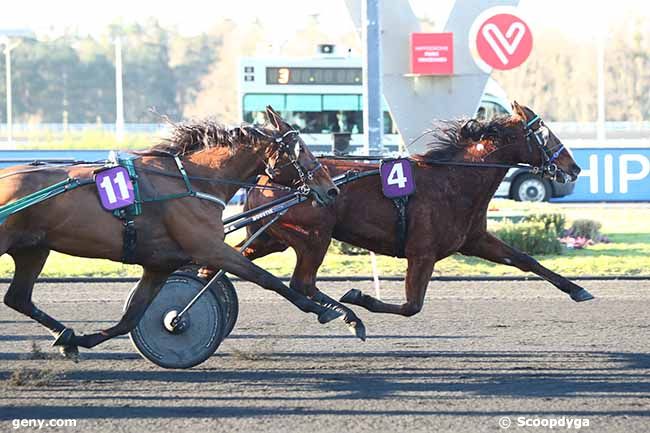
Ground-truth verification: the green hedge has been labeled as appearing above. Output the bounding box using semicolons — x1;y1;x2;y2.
331;212;568;257
523;213;566;236
329;239;368;255
491;220;564;255
567;219;603;239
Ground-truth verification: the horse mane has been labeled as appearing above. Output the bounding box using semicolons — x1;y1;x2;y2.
147;118;266;157
413;116;520;161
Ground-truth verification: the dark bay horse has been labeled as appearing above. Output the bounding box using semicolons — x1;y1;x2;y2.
230;102;593;338
0;106;341;358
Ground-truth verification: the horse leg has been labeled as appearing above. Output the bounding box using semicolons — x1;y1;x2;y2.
196;242;342;324
290;243;367;340
3;248;78;358
239;231;288;260
460;232;593;302
56;268;170;349
198;231;288;279
340;256;435;316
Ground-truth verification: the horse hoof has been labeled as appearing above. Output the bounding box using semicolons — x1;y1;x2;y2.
347;320;367;341
340;289;362;305
317;308;343;324
570;288;594;302
52;328;76;347
59;345;80;362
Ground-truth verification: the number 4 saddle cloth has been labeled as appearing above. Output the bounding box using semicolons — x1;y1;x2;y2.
379;158;416;258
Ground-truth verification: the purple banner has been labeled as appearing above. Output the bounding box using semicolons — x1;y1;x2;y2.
380;158;416;198
96;166;135;211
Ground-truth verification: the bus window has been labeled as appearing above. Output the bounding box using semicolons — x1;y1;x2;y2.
322;110;362;133
383;111;394;134
242;93;396;135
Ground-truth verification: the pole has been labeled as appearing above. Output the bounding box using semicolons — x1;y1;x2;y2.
596;12;606;142
3;40;15;146
115;37;125;143
370;252;381;300
362;0;383;155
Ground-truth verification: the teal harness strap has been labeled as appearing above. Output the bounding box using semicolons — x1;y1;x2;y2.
118;156;142;216
140;156;196;203
174;156;194;194
0;178;94;225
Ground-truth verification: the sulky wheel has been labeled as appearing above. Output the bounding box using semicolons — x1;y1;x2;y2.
172;266;239;338
125;273;227;369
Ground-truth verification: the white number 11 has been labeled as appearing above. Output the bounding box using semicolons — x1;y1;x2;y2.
99;171;130;204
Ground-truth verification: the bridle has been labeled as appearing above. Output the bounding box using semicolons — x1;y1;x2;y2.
248;126;325;195
523;115;567;181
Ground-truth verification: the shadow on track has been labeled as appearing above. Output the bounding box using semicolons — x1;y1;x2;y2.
2;350;649;419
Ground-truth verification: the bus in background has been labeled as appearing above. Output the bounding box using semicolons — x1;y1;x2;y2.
238;53;573;201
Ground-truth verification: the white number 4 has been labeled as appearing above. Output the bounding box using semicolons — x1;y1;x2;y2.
387;162;408;189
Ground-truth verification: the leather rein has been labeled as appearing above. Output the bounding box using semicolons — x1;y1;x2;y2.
329;114;568;181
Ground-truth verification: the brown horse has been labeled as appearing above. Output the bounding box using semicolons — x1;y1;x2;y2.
0;106;341;358
231;102;593;338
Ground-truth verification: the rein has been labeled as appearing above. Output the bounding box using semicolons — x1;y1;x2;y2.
136;165;294;192
417;159;540;172
322;155;540;174
324;112;565;177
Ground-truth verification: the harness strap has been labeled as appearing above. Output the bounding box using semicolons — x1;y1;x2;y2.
112;208;138;264
332;168;380;186
140;157;199;204
526;115;540;127
0;177;94;225
122;219;137;264
119;156;142;216
173;156;194;194
391;196;409;258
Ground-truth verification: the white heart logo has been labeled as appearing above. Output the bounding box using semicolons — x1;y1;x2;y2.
481;21;526;65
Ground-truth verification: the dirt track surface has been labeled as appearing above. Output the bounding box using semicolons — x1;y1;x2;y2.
0;279;649;433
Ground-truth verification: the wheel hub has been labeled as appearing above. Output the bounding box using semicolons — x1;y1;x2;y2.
519;178;545;202
163;310;190;334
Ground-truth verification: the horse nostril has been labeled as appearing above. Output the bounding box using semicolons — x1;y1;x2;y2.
327;187;339;198
571;164;581;176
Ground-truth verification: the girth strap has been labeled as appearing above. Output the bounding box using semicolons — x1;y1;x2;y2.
113;207;138;264
391;196;409;258
122;219;137;264
110;154;142;264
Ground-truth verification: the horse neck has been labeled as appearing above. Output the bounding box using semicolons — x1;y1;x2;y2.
457;167;510;210
449;137;522;209
186;145;266;199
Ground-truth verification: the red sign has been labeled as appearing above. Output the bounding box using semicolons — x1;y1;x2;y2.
410;33;453;75
472;11;532;71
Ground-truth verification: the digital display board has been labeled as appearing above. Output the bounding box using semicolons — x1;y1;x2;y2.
266;67;362;85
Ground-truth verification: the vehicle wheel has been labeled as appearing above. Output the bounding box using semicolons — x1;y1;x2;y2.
125;273;226;369
511;173;552;202
171;265;239;338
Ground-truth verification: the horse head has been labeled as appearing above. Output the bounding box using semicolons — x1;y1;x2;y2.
510;101;581;183
249;106;339;206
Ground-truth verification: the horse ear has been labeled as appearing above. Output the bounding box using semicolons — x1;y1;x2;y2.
511;101;527;120
265;105;286;130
